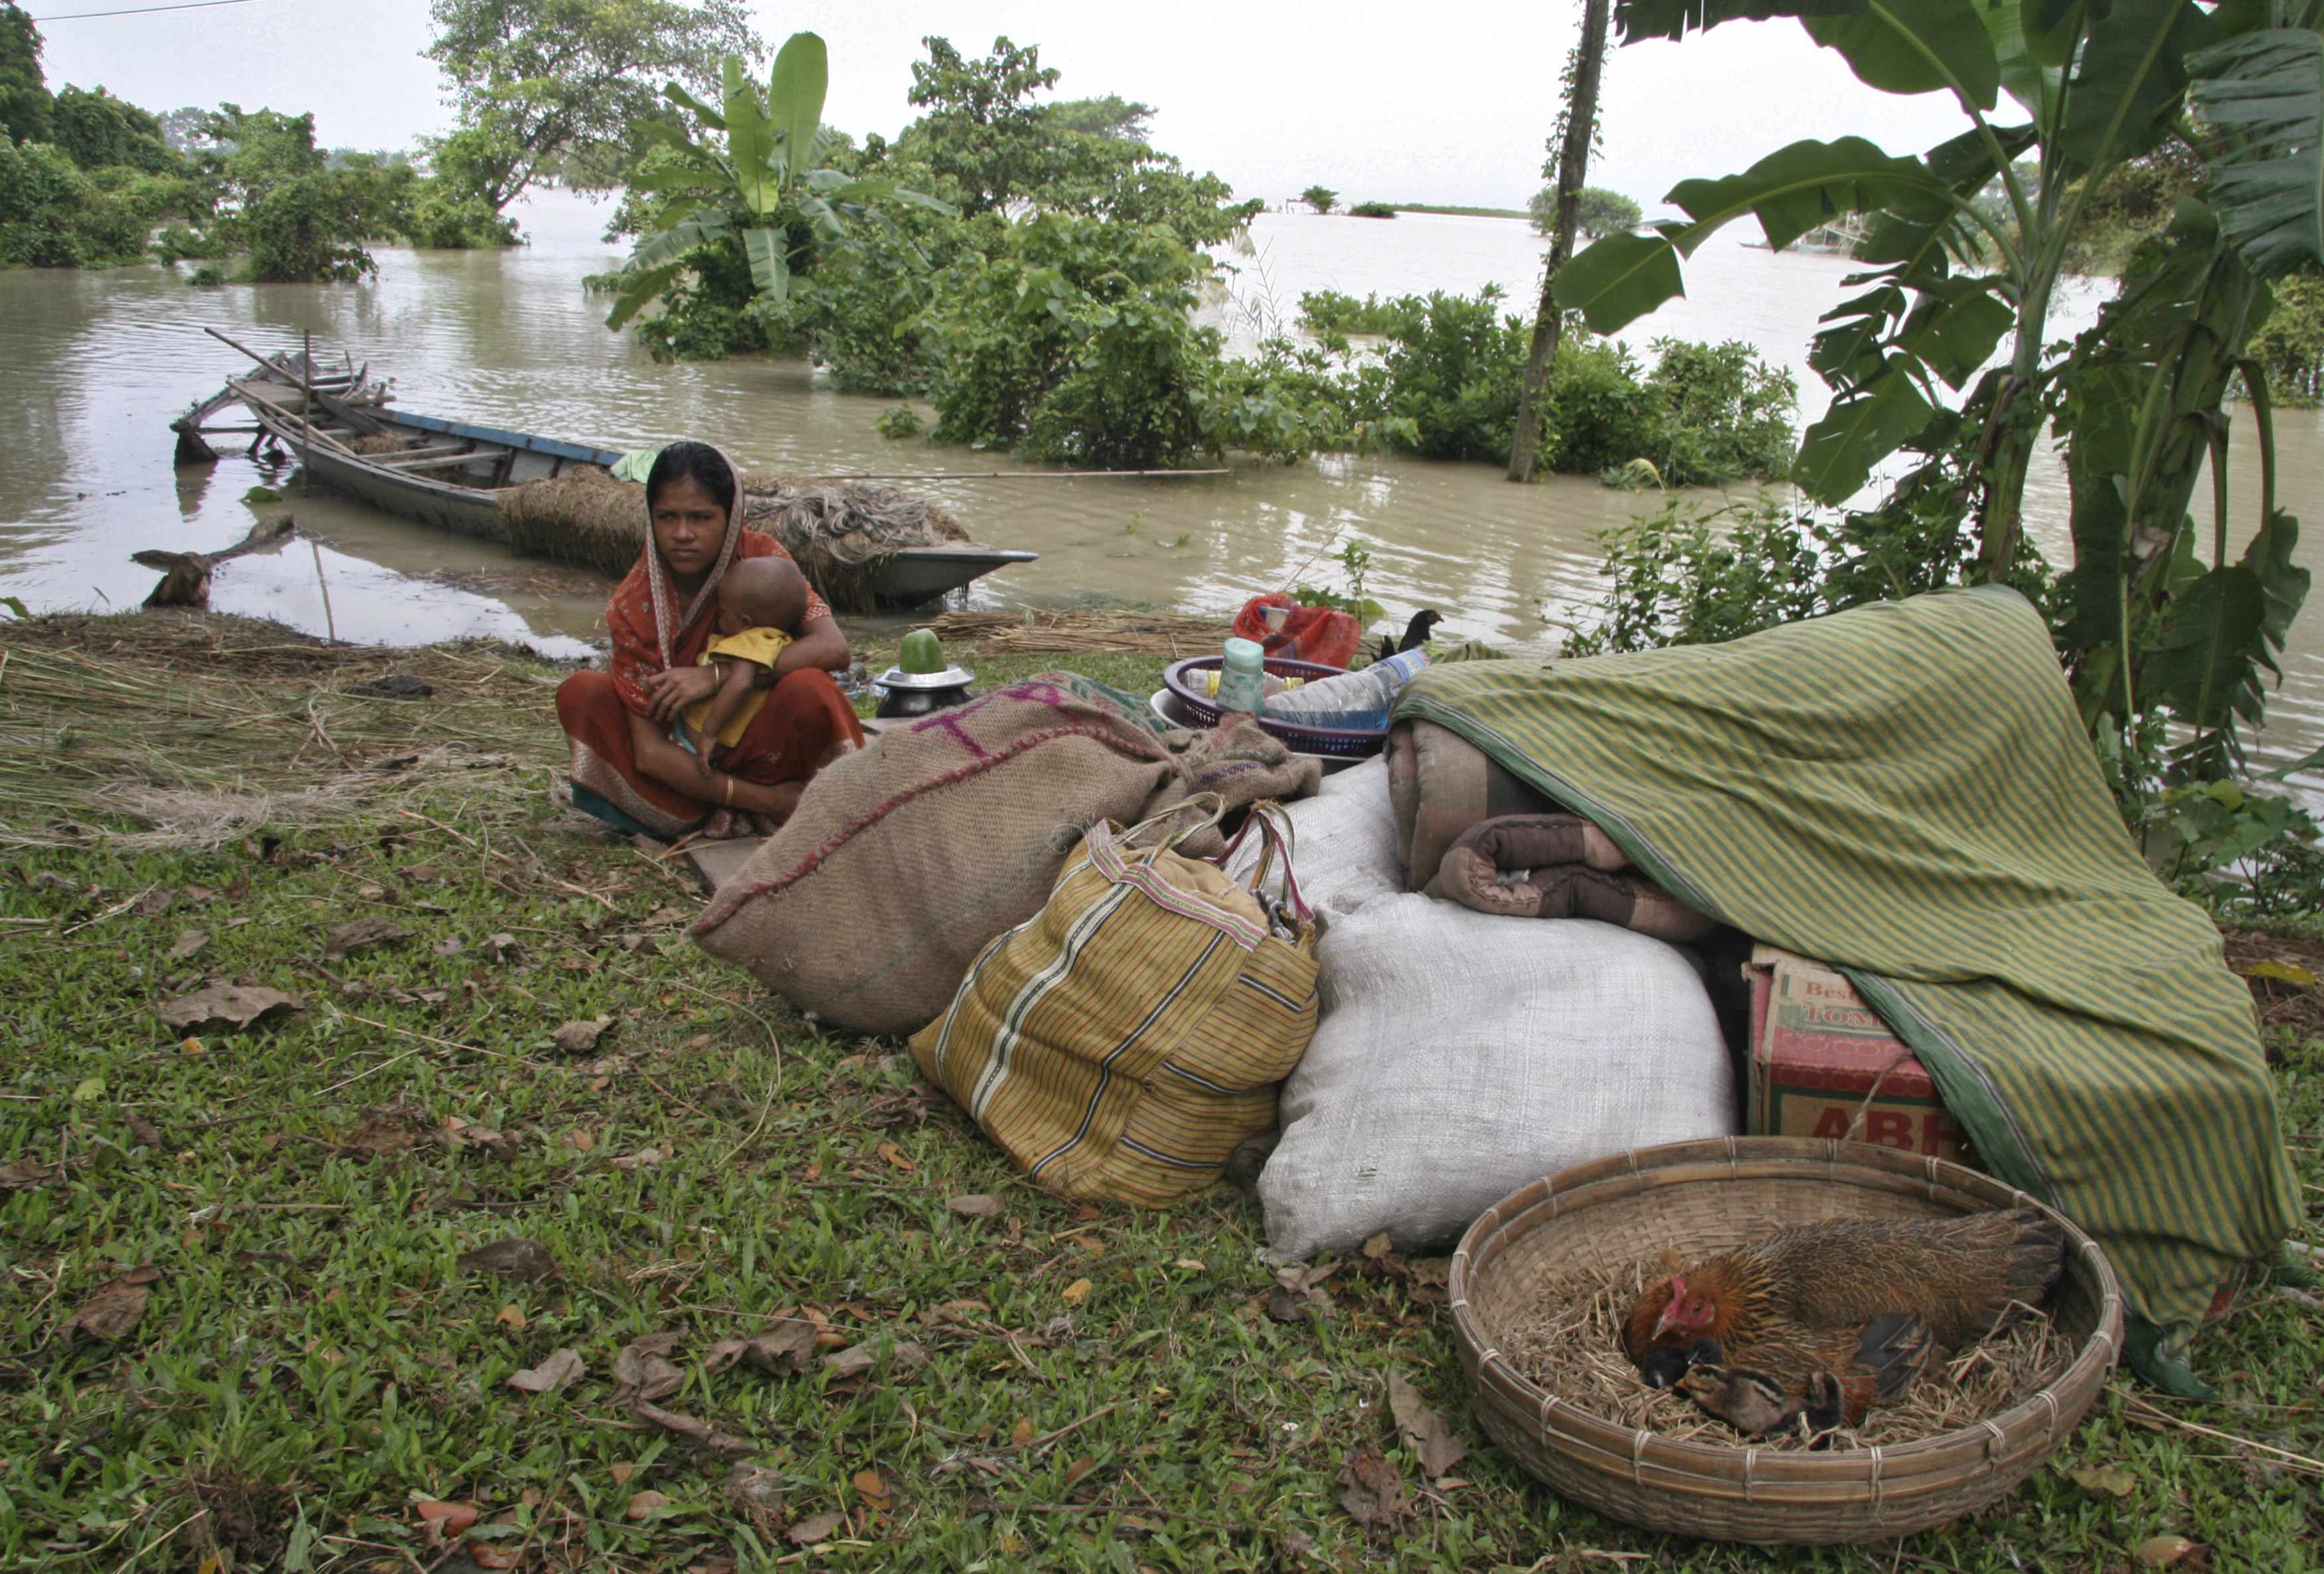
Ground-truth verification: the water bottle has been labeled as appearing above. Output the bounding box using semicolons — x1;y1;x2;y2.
1262;648;1431;730
1215;637;1268;717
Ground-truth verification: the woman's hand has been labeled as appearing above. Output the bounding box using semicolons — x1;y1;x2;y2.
641;663;721;723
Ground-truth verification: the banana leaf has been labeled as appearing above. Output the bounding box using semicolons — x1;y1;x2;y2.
2190;27;2324;277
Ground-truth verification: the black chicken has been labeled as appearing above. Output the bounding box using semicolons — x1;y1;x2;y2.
1370;609;1442;665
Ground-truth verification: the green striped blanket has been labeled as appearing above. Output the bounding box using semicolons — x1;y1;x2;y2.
1394;586;2299;1392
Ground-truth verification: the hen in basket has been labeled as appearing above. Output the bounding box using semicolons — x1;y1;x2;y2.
1625;1209;2066;1383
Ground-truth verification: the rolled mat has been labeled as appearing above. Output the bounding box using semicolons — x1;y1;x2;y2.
1390;586;2301;1393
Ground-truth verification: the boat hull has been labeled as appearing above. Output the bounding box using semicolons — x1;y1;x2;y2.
246;403;1035;606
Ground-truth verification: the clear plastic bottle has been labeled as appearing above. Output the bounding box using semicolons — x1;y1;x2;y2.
1261;648;1431;729
1215;636;1268;716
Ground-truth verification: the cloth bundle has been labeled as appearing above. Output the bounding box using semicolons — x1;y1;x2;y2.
692;672;1320;1035
1388;588;2303;1391
1386;717;1714;938
1232;594;1361;668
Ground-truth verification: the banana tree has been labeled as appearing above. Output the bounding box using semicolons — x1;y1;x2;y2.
1556;0;2320;566
602;31;952;331
1556;0;2321;773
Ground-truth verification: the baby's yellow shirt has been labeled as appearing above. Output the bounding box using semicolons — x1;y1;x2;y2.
682;626;793;747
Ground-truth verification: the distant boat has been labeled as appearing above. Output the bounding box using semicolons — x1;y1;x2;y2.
173;343;1035;608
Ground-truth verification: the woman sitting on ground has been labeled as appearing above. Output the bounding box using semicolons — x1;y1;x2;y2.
556;441;865;839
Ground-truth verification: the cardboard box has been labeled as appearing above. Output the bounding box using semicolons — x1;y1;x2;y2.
1746;945;1975;1167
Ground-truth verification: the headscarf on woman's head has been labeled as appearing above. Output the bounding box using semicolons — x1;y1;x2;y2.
640;440;746;671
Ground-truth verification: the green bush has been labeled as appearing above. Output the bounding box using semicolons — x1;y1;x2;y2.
1538;335;1661;476
876;404;925;440
2248;272;2324;408
926;214;1213;464
0;137;147;265
1296;289;1407;336
1373;289;1527;461
1639;337;1799;485
404;179;518;248
240;172;374;282
1347;200;1396;218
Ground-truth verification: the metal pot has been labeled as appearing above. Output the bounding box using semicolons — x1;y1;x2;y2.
872;664;975;719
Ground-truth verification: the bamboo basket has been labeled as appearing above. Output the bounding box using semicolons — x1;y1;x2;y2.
1448;1137;2123;1545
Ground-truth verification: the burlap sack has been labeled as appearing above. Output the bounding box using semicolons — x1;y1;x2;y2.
691;672;1320;1034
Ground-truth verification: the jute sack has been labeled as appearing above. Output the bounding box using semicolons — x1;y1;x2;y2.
912;802;1319;1205
691;673;1319;1035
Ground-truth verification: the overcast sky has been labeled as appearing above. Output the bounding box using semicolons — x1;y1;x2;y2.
37;0;1974;215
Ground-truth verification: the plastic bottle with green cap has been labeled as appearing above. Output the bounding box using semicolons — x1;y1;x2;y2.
1216;636;1267;717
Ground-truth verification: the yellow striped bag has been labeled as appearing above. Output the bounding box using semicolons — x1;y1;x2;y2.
910;801;1319;1205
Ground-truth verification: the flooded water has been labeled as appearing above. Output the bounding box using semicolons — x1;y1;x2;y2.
1;191;2317;782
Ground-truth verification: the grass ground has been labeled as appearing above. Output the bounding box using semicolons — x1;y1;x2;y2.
2;612;2319;1574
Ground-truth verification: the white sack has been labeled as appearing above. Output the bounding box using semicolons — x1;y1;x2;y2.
1259;893;1738;1263
1224;756;1404;921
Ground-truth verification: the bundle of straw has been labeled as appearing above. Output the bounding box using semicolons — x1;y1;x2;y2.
928;608;1228;656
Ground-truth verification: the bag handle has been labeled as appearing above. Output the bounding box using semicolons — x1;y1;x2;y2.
1117;792;1228;863
1218;800;1311;922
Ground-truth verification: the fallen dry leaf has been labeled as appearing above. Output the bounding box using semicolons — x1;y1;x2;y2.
624;1489;671;1521
876;1141;915;1172
495;1303;527;1331
2135;1535;2200;1569
415;1499;481;1545
440;1118;513;1154
507;1348;585;1395
609;1147;665;1171
1362;1231;1393;1261
704;1324;818;1379
340;1112;417;1158
823;1336;928;1381
0;1156;54;1190
633;1400;752;1460
2069;1462;2137;1499
1009;1417;1035;1447
1061;1278;1092;1306
564;1128;597;1154
609;1462;637;1484
552;1016;614;1053
126;1112;165;1147
169;929;209;962
787;1510;843;1547
457;1237;559;1282
851;1468;890;1508
1337;1448;1411;1531
323;915;412;960
1385;1371;1469;1479
724;1463;786;1535
1173;1258;1208;1272
946;1194;1005;1218
469;1543;525;1570
179;1037;205;1057
613;1334;686;1407
156;984;302;1035
484;932;521;964
64;1263;161;1342
434;936;466;958
1064;1456;1096;1487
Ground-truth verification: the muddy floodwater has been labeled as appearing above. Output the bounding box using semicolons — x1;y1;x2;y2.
2;190;2318;783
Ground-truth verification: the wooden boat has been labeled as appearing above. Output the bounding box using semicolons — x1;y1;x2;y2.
179;343;1038;608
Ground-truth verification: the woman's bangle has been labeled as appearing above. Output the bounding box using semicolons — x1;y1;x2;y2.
720;774;735;806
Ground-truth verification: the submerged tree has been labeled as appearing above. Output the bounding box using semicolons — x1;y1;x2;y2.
1508;0;1612;483
1;1;49;144
599;33;950;335
1301;184;1339;214
1531;183;1640;239
423;0;760;214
